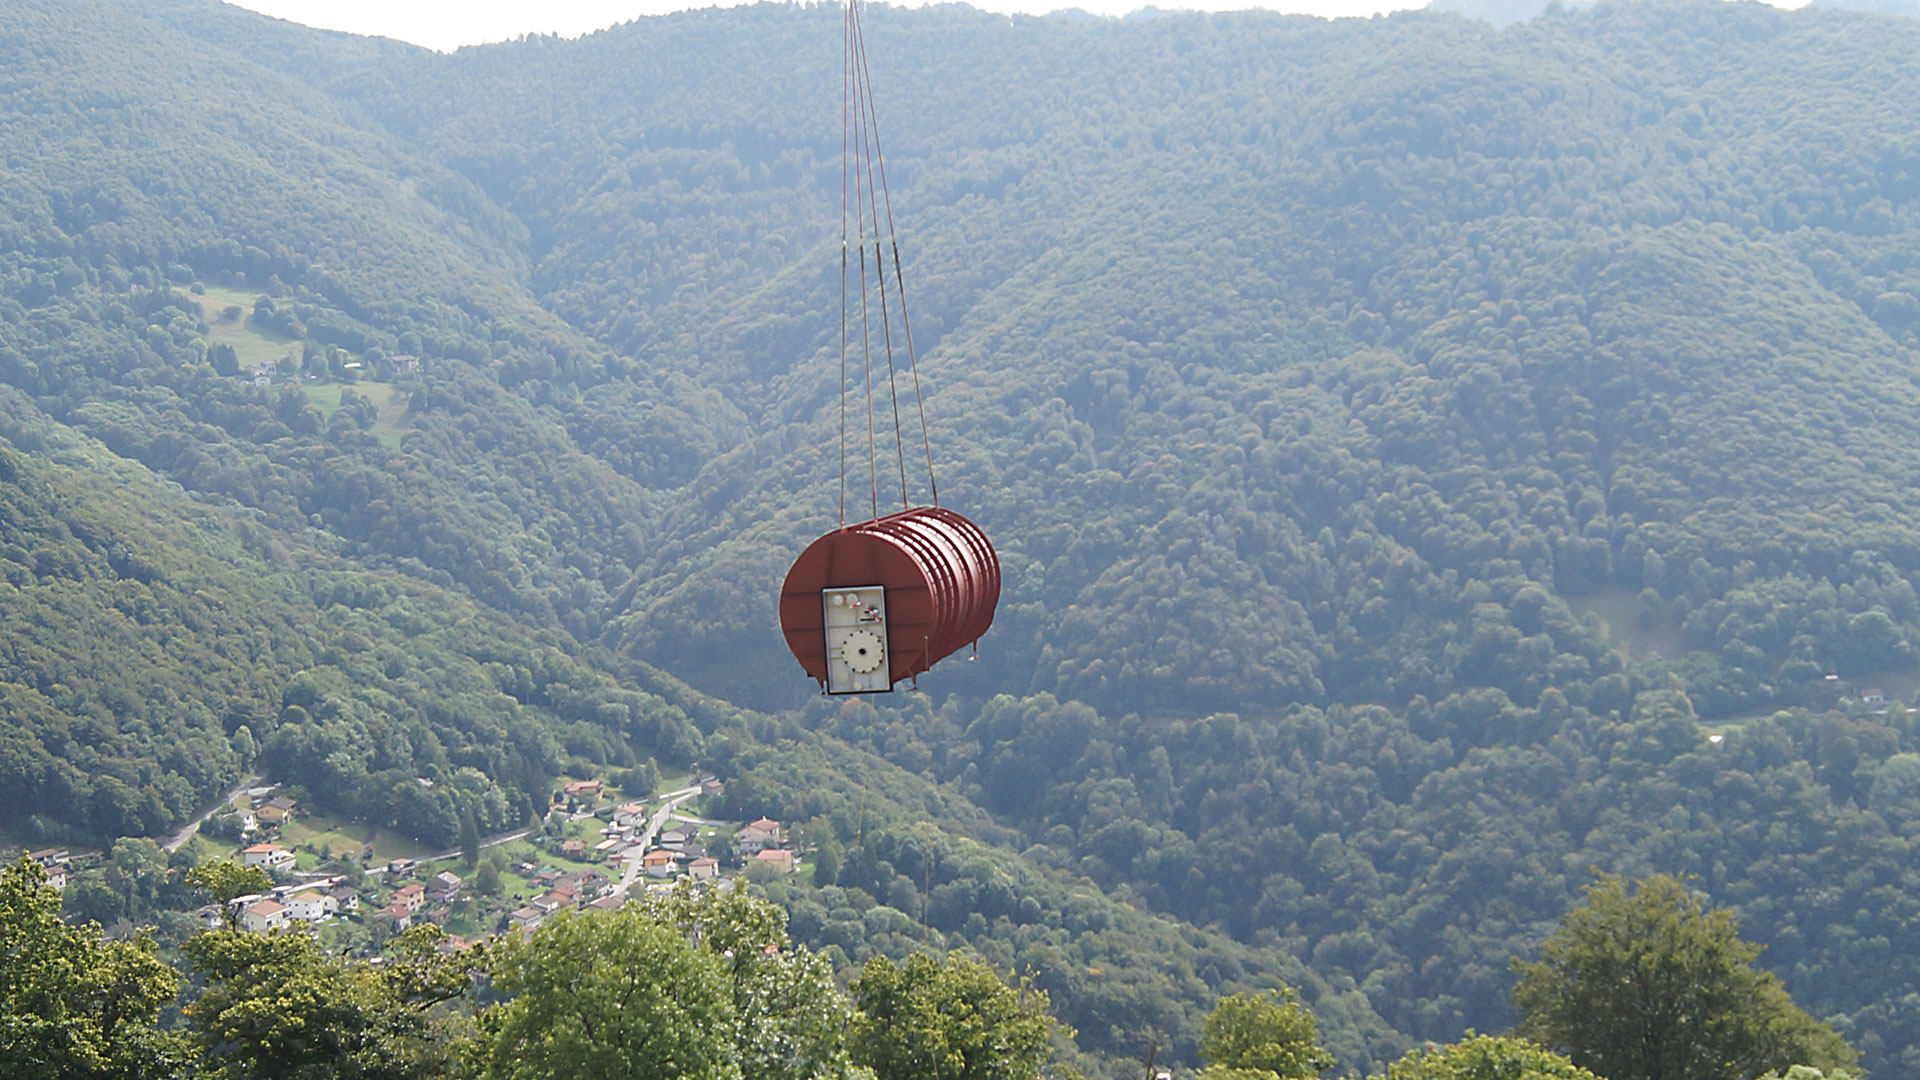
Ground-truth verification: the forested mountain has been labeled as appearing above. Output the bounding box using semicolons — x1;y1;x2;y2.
7;0;1920;1073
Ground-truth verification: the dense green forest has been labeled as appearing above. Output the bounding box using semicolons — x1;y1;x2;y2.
7;0;1920;1073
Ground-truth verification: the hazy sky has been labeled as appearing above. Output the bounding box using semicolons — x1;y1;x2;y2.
227;0;1432;52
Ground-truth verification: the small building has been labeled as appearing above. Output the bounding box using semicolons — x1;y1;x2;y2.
560;839;587;859
587;894;626;911
327;885;361;913
1862;688;1889;706
430;871;463;900
284;891;338;923
657;829;692;849
735;818;785;853
242;899;289;933
642;850;680;878
509;906;544;929
391;882;427;914
255;795;298;824
26;848;69;867
688;857;720;882
392;354;420;373
386;858;417;877
563;779;602;799
752;848;797;875
241;843;294;870
375;903;414;932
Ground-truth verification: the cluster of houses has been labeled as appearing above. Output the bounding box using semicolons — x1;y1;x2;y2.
506;865;620;930
227;876;363;933
221;791;300;844
23;847;69;890
567;802;798;882
184;779;802;944
238;354;418;390
367;866;469;930
225;857;468;934
575;798;730;882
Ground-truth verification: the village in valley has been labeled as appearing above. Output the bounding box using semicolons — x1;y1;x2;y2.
11;770;806;952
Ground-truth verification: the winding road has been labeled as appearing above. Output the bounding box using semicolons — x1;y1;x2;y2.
163;773;261;853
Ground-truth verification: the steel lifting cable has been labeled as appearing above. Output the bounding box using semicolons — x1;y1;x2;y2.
850;13;910;517
838;2;851;527
848;0;939;510
848;12;880;523
839;0;939;524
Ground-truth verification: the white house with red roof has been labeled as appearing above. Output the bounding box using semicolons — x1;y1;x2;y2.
734;818;785;853
241;898;289;932
241;843;293;870
284;891;338;923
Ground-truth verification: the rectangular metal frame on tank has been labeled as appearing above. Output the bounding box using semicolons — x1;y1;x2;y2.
822;586;891;695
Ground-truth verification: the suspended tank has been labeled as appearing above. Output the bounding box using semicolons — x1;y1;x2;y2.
779;506;999;694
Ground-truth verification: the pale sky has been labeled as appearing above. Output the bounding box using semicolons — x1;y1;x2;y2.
227;0;1429;52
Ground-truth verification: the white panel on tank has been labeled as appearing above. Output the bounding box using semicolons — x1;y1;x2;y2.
822;586;890;695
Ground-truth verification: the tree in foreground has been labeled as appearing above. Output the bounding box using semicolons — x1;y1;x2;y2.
0;855;190;1080
185;859;272;929
637;883;862;1080
1512;873;1857;1080
479;908;736;1080
1197;988;1329;1080
1379;1034;1600;1080
185;922;479;1080
480;886;863;1080
849;952;1056;1080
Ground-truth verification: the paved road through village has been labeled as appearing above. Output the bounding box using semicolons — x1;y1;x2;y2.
612;785;705;898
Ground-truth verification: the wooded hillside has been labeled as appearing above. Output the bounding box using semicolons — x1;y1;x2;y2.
5;0;1920;1072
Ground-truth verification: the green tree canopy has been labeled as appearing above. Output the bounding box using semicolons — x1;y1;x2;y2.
634;884;862;1080
478;908;738;1080
0;856;189;1080
185;860;273;929
183;923;477;1080
1512;874;1857;1080
1379;1034;1600;1080
1198;989;1330;1080
849;952;1056;1080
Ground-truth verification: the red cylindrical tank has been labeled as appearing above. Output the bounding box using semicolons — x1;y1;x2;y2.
779;506;999;691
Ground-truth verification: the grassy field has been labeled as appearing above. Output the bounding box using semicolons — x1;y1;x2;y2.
301;379;409;448
1566;586;1687;662
181;284;410;448
280;813;434;864
187;285;300;372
